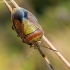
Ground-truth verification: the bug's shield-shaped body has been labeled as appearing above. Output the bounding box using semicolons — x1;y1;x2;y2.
11;8;43;45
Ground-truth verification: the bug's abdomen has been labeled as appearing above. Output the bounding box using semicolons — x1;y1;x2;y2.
21;19;43;45
23;28;43;45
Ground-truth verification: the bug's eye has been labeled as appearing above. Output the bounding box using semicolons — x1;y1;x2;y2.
23;11;28;19
21;8;38;21
12;8;24;22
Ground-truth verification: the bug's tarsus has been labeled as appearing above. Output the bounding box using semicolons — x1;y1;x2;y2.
3;0;12;12
30;45;34;48
12;26;15;30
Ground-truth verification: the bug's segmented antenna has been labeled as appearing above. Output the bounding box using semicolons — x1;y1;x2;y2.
3;0;12;12
34;42;54;70
21;49;35;61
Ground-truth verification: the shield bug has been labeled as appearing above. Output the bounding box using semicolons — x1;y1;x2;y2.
11;8;43;45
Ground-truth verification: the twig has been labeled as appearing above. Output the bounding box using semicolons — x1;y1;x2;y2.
10;0;20;8
42;35;70;69
3;0;12;12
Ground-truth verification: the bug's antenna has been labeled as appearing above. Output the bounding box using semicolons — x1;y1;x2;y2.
21;49;35;61
10;0;20;8
3;0;12;12
34;42;54;70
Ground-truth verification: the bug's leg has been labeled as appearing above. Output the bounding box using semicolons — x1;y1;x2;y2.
42;45;58;52
12;25;15;30
17;34;19;37
30;44;34;48
3;0;12;12
10;0;20;8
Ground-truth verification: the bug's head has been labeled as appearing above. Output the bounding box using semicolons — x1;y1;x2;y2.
11;8;28;22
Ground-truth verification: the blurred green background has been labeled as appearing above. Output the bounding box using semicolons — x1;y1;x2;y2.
0;0;70;70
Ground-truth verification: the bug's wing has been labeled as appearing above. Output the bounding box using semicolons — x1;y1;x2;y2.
12;19;24;38
27;11;42;29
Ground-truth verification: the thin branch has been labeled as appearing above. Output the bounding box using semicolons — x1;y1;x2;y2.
42;35;70;69
10;0;20;8
3;0;12;12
